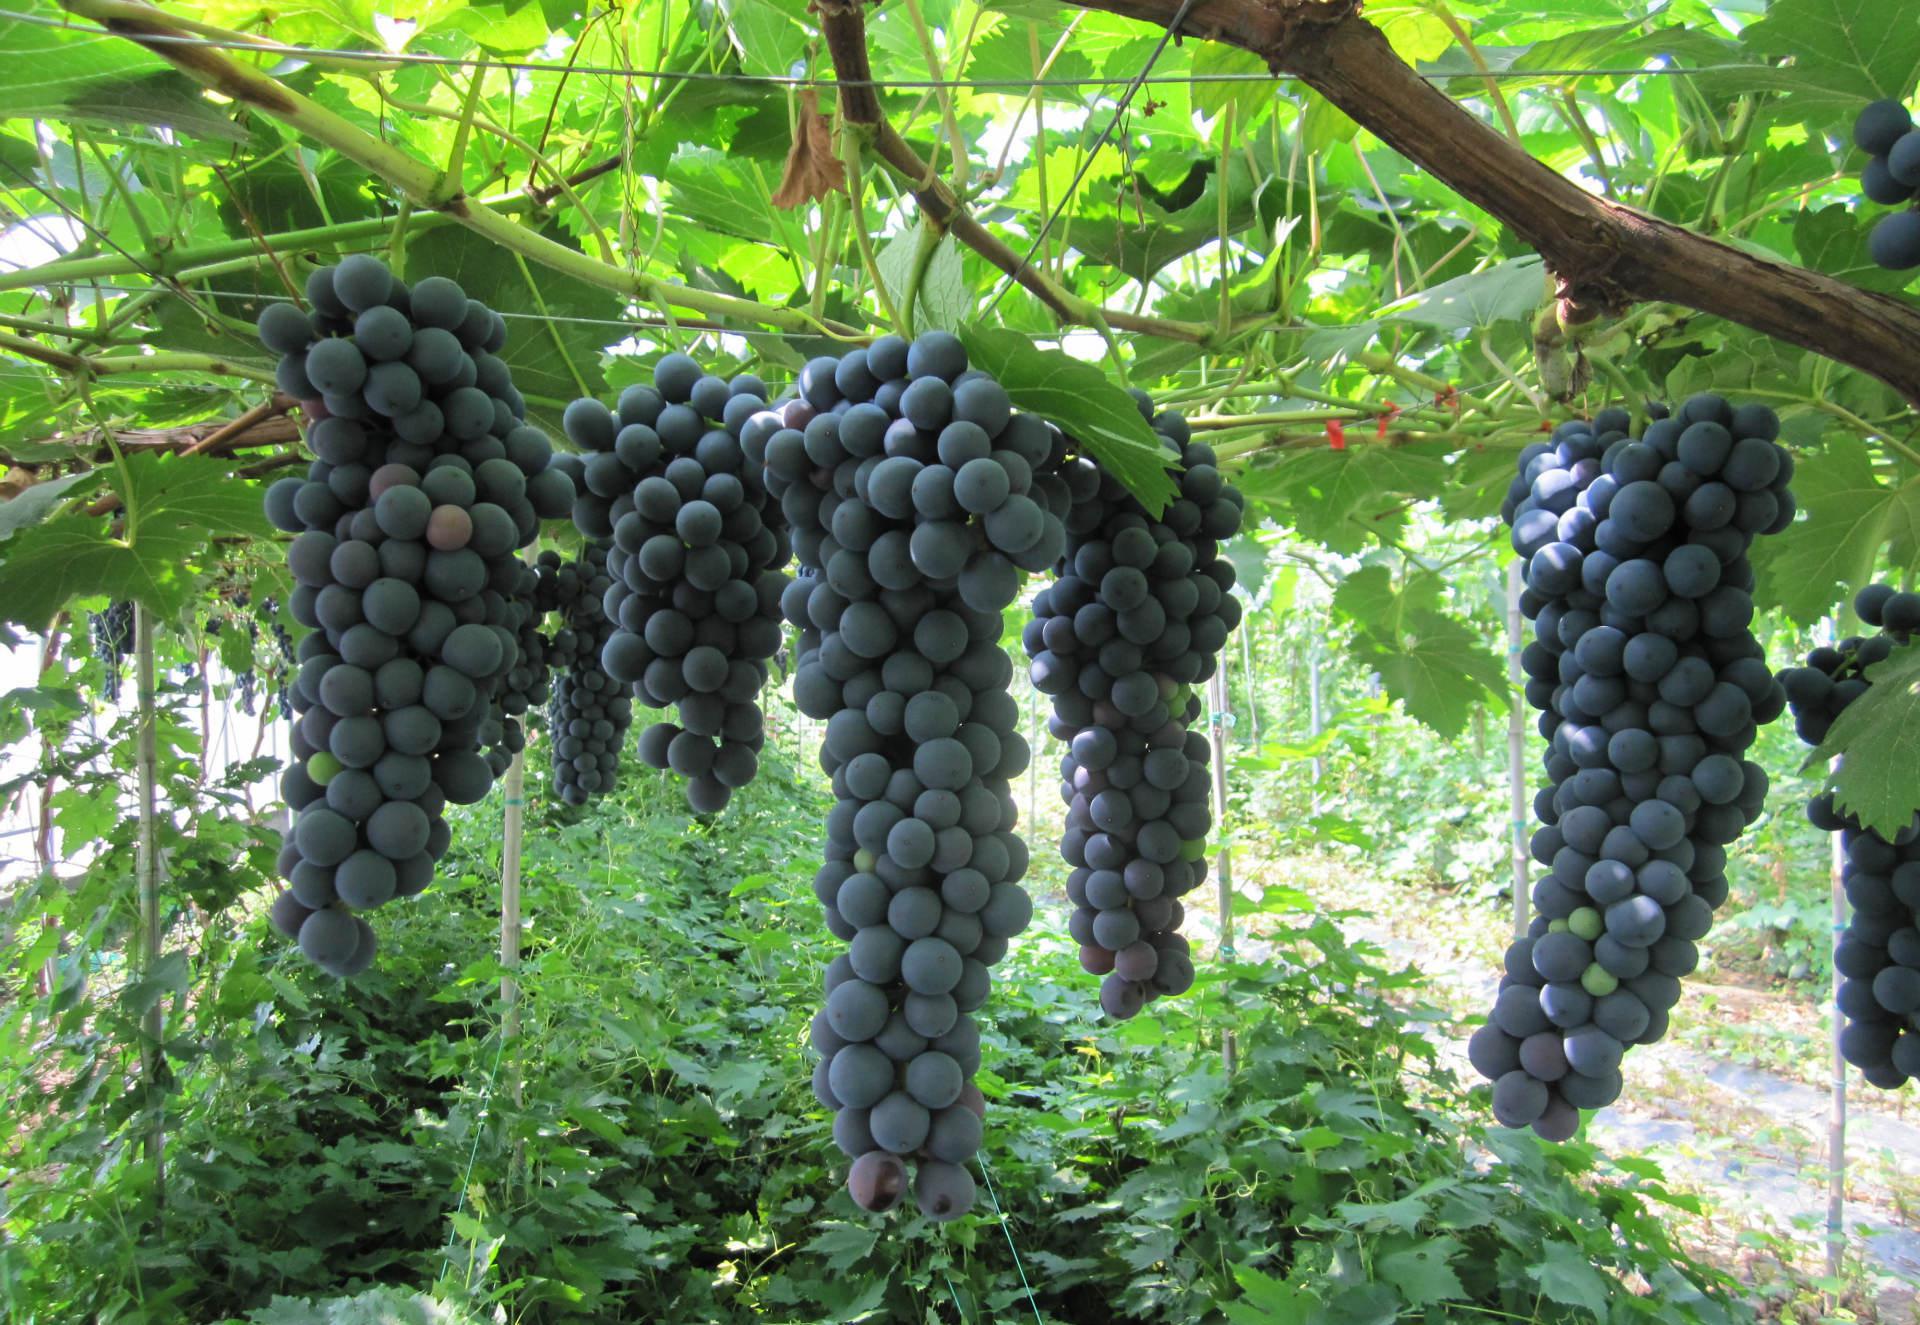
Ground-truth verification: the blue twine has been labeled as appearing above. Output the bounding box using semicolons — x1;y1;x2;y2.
977;1155;1043;1325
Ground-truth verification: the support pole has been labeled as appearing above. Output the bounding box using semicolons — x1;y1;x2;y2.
1822;617;1847;1285
1306;641;1324;815
500;749;526;1071
499;749;527;1186
1507;561;1529;939
132;600;165;1215
1206;662;1236;1076
1239;619;1260;749
1827;810;1847;1283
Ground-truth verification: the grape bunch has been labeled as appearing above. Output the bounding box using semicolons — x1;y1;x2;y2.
755;331;1056;1220
256;255;576;977
1781;583;1920;1089
1853;100;1920;274
1471;396;1795;1139
1023;395;1244;1019
532;543;632;806
558;355;790;813
88;600;134;693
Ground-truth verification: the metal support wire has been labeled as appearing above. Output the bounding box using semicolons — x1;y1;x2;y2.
0;11;1775;88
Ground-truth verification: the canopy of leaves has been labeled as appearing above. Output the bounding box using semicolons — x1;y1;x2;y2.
0;0;1914;787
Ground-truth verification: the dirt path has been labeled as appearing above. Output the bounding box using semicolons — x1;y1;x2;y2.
1212;851;1920;1319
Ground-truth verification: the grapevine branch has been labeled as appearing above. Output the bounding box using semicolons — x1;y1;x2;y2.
1036;0;1920;409
58;0;866;343
820;0;1218;346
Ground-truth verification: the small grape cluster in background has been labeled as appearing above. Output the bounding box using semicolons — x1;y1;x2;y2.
1782;584;1920;1089
87;600;134;693
257;256;575;977
1023;392;1244;1019
1472;396;1795;1139
558;355;789;813
532;543;632;806
1855;100;1920;273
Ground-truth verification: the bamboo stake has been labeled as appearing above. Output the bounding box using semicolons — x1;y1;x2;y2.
132;600;165;1215
1507;561;1529;939
499;749;527;1186
1206;662;1236;1076
1239;617;1260;748
1307;640;1324;814
500;750;526;1069
1823;608;1847;1285
1827;801;1847;1283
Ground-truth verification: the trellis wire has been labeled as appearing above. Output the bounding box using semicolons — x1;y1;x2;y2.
0;12;1784;87
975;1153;1043;1325
983;0;1203;315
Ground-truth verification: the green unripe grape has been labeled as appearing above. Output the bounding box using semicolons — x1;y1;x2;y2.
1567;907;1603;941
1179;837;1206;861
307;751;343;785
1580;963;1619;997
1547;918;1569;934
853;847;877;873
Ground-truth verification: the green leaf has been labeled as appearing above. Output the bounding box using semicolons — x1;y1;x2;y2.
0;453;270;631
1757;436;1920;624
0;471;99;542
1192;44;1270;123
1527;1239;1614;1318
1379;256;1546;331
64;72;247;143
956;327;1178;512
405;224;620;411
121;950;189;1018
1300;91;1359;156
718;0;811;78
1376;1236;1467;1307
802;1222;879;1274
1739;0;1920;113
1364;608;1506;738
1811;640;1920;836
1238;448;1446;554
0;0;169;122
1222;1265;1316;1325
876;221;969;334
1793;205;1919;295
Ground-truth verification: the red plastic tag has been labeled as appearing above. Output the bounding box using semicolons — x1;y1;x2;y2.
1326;419;1347;451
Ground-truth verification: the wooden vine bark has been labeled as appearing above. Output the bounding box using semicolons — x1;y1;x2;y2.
826;0;1920;410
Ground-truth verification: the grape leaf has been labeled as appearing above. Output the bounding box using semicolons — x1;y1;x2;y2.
1811;640;1920;836
0;0;169;123
1738;0;1920;112
876;220;969;333
956;327;1178;513
65;72;247;144
1222;1265;1316;1325
0;470;99;541
1238;448;1446;554
802;1222;879;1274
1364;608;1505;737
1379;256;1546;331
1756;435;1920;624
404;224;620;413
1527;1239;1614;1318
0;454;270;630
1376;1236;1466;1308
